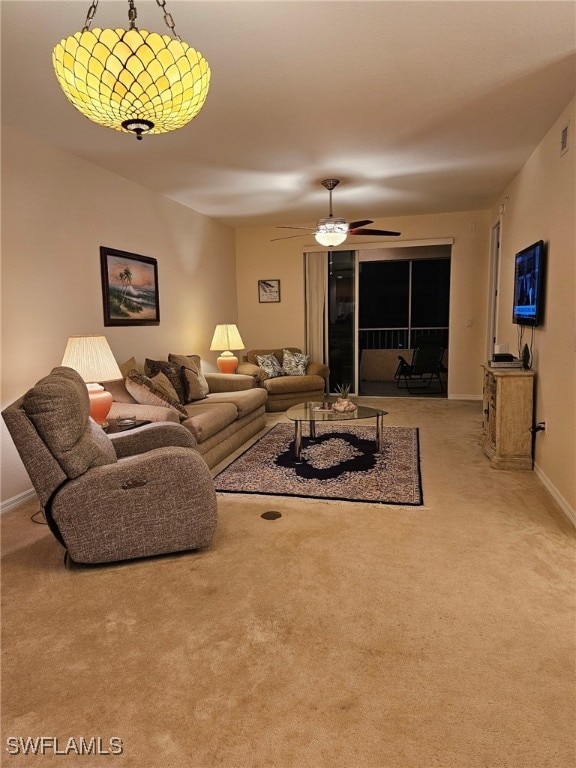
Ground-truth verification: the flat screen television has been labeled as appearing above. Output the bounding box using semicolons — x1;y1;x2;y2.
512;240;546;326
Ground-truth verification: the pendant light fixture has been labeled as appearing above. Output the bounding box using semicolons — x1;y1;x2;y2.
53;0;210;140
314;180;349;246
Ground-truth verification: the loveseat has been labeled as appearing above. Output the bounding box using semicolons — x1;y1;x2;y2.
237;347;329;412
105;354;268;469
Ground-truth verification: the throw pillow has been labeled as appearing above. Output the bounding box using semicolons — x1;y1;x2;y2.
181;367;207;402
282;349;310;376
119;356;140;379
168;354;210;399
125;371;188;418
256;353;283;379
144;359;186;404
149;372;180;402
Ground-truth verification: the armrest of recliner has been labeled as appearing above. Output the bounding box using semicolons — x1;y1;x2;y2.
109;422;197;459
306;361;329;379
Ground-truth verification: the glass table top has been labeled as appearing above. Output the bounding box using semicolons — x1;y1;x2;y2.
286;401;387;423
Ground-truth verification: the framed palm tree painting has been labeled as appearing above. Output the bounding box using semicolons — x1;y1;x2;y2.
100;247;160;326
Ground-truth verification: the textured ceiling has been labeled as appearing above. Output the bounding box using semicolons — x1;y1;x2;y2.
1;0;575;228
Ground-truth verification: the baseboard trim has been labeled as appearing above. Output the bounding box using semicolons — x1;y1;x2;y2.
1;487;37;514
534;462;576;528
448;394;482;401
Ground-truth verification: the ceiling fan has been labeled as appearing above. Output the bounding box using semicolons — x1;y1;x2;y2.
272;179;401;246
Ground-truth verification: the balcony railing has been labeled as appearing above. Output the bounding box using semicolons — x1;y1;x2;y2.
359;327;449;350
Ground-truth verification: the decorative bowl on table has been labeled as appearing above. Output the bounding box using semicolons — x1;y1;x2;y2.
332;399;357;412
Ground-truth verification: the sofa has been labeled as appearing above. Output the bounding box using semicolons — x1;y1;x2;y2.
105;356;268;469
237;347;329;412
2;367;217;564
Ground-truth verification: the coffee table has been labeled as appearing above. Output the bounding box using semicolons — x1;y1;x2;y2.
286;401;388;462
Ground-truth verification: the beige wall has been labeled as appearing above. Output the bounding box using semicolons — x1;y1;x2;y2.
236;210;491;398
491;98;575;515
1;127;237;504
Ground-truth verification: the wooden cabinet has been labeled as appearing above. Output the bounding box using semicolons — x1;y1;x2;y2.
481;365;535;470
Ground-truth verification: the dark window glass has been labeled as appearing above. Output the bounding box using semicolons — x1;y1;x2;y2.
359;261;409;327
411;259;451;327
328;251;355;391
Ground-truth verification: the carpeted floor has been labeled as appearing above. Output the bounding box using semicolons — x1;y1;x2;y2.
1;398;575;768
215;423;423;505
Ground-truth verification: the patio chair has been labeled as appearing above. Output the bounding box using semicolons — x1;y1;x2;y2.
394;341;446;394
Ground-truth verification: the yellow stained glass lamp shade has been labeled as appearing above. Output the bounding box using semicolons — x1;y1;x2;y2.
53;27;210;139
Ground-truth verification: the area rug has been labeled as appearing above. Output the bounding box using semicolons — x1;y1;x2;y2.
214;423;423;505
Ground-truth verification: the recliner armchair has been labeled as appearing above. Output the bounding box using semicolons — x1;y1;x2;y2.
237;347;329;412
2;366;217;565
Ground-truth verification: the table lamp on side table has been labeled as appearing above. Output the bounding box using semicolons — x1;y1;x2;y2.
210;324;245;373
62;335;122;427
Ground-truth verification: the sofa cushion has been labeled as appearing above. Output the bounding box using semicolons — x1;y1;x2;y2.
282;349;310;376
202;388;267;418
108;401;180;424
204;373;255;393
144;359;186;403
125;372;188;418
256;353;283;379
181;402;237;443
262;374;326;396
23;366;117;479
168;354;210;398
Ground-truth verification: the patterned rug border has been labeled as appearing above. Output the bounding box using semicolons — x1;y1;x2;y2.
214;423;424;507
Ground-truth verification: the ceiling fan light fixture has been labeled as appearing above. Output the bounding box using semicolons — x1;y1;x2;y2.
314;217;349;247
52;1;210;139
273;178;402;243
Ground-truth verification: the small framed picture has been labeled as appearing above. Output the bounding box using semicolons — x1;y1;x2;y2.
100;246;160;326
258;279;281;303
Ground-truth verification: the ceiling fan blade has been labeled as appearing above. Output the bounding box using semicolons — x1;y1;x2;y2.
349;228;401;236
270;233;311;241
348;219;373;229
275;225;317;231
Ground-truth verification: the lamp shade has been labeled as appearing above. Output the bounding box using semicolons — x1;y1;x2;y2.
61;336;122;427
210;325;245;352
210;325;244;373
53;27;210;139
62;335;122;383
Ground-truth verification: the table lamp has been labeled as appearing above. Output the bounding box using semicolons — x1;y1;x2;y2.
210;324;245;373
62;335;122;427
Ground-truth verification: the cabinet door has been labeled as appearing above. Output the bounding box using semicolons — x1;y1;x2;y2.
497;377;533;457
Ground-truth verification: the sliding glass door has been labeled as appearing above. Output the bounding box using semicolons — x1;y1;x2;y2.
307;243;451;396
327;251;356;393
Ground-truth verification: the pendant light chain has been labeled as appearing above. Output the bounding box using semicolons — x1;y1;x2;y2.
55;0;210;139
128;0;138;30
82;0;99;32
81;0;180;39
156;0;181;41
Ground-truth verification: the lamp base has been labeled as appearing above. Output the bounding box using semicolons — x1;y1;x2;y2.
87;383;113;427
216;352;239;374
